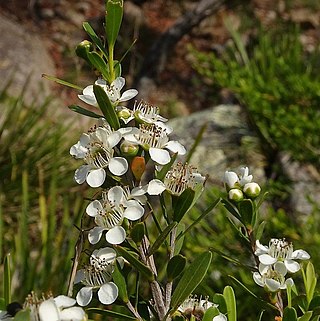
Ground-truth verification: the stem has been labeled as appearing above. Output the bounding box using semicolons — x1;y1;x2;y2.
165;226;177;310
139;236;167;320
126;300;143;321
275;291;284;317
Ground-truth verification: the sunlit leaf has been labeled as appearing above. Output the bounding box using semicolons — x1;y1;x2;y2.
106;0;123;47
173;188;195;222
68;105;102;119
112;261;128;303
87;52;109;80
202;306;220;321
87;308;137;320
223;286;237;321
14;309;30;321
42;74;82;90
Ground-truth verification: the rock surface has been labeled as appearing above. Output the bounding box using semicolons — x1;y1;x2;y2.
0;13;55;103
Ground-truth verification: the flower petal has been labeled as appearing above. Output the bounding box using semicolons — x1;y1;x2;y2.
106;226;126;245
60;307;85;321
259;254;277;265
265;278;281;292
147;179;166;195
76;287;93;306
119;89;138;102
86;200;103;217
98;282;118;305
39;299;60;321
88;226;105;244
291;250;310;260
108;157;128;176
112;77;125;91
223;171;238;189
213;314;227;321
165;141;186;155
285;259;301;273
74;269;85;284
74;165;90;184
86;168;106;187
95;247;117;263
124;201;144;220
108;186;124;205
253;272;264;287
255;240;269;255
274;262;287;276
149;147;171;165
54;295;76;309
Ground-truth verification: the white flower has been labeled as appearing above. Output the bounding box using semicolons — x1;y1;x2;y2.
178;295;217;320
213;314;228;321
146;162;205;196
70;123;128;187
75;247;118;306
24;292;85;321
253;263;294;292
223;167;253;189
126;124;186;165
78;77;138;107
86;186;145;245
255;239;310;274
133;100;168;124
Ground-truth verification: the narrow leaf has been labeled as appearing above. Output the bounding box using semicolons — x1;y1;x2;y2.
115;246;154;281
306;262;317;304
112;261;129;303
239;199;254;226
68;105;102;118
87;52;109;79
42;74;82;90
212;294;227;314
14;309;30;321
93;84;120;129
4;253;11;306
298;312;313;321
170;251;212;310
173;188;195;222
130;223;145;245
223;286;237;321
221;199;241;221
87;308;137;320
83;22;109;59
202;307;220;321
254;221;267;241
174;223;185;256
148;222;177;256
106;0;124;47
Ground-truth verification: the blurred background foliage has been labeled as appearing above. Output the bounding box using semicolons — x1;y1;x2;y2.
0;0;320;320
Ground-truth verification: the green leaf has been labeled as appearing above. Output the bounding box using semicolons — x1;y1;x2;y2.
283;307;297;321
4;253;11;306
87;308;137;320
0;298;5;310
298;312;313;321
174;223;185;256
173;188;195;222
306;262;317;304
115;246;154;281
310;296;320;310
223;286;237;321
167;255;186;281
68;105;102;118
148;222;178;256
93;84;120;130
222;199;241;221
130;223;145;245
254;220;267;241
212;294;227;314
87;52;109;79
170;251;212;310
83;22;109;59
42;74;82;90
239;199;254;227
112;261;129;303
202;306;220;321
106;0;124;47
14;309;30;321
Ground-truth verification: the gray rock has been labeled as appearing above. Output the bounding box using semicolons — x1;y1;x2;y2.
0;13;55;103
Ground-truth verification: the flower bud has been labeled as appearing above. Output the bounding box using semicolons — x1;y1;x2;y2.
120;141;139;157
243;182;261;198
223;170;239;190
75;40;93;62
131;156;146;181
117;107;132;120
228;188;243;202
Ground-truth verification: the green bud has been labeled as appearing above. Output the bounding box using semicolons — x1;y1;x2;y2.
120;141;139;156
228;188;243;202
117;107;132;120
243;182;261;198
75;40;93;62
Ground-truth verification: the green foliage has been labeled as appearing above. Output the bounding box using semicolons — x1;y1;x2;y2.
192;25;320;165
0;85;85;301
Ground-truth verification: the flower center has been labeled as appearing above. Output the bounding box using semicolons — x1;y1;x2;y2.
23;292;53;321
136;124;167;149
85;142;113;169
134;101;160;122
83;258;113;287
269;238;293;260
